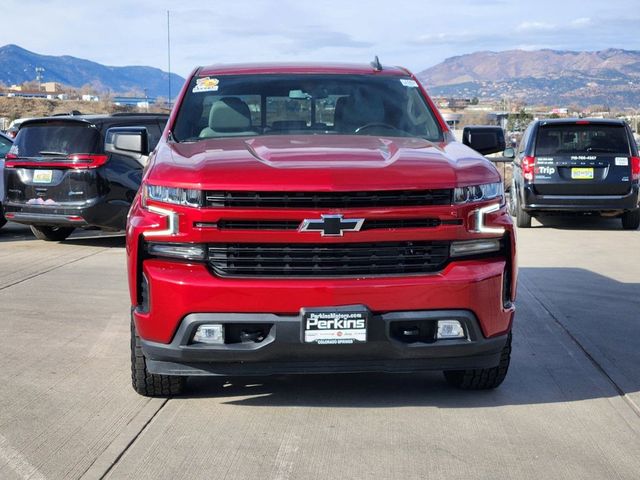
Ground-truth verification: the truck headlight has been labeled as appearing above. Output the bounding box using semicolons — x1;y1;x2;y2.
143;184;202;207
453;182;503;205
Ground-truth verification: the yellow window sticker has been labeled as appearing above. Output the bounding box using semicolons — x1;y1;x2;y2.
193;77;219;93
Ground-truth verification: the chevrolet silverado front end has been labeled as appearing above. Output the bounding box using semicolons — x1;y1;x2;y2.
124;62;517;396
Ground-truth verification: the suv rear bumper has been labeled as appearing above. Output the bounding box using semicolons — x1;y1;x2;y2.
4;210;90;227
3;200;128;230
140;310;509;376
523;183;639;213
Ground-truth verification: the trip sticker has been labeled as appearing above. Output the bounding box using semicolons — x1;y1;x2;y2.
535;166;556;176
193;77;219;93
400;79;419;88
615;157;629;166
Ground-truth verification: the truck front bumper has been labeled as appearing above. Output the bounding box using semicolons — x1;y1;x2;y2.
133;257;515;375
140;310;509;376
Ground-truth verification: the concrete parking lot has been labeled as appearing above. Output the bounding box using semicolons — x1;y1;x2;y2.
0;218;639;480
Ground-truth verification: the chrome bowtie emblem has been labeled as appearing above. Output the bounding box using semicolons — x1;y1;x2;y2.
299;214;365;237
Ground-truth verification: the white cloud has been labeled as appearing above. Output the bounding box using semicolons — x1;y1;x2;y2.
0;0;638;77
516;21;556;32
570;17;592;27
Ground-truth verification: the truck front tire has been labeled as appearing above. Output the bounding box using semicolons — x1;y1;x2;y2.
443;333;511;390
131;319;185;397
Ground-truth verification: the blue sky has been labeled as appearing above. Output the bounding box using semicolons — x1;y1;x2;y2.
2;0;639;77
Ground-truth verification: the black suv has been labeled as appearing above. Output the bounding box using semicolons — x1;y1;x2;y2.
3;113;168;240
507;118;640;229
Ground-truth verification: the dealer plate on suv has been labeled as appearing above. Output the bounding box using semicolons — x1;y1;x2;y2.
571;167;594;180
32;170;53;184
303;307;368;344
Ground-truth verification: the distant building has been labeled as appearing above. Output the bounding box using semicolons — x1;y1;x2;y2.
41;82;62;93
549;108;568;116
9;82;62;94
441;112;462;129
432;97;474;110
113;96;156;106
6;90;48;99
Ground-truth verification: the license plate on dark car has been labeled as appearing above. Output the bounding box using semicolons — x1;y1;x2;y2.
571;167;594;180
32;170;53;184
303;308;368;344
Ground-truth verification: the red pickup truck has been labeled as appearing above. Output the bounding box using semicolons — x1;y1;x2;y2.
120;61;517;396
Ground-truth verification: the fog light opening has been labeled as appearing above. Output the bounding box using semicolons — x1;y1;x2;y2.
450;238;501;257
436;320;466;339
193;324;225;344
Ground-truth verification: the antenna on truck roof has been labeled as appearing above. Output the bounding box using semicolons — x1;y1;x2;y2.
371;55;383;72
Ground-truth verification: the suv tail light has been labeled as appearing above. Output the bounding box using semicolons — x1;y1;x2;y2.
631;156;640;181
522;155;535;181
4;153;109;169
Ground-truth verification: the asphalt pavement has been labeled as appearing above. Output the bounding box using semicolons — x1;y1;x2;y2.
0;218;639;480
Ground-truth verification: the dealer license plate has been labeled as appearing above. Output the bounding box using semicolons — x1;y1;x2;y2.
303;308;368;344
33;170;53;184
571;167;594;180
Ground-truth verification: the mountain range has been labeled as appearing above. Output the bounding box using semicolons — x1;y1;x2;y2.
418;48;640;108
2;45;640;108
0;44;184;99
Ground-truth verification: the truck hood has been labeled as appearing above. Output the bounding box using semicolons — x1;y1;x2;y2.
147;135;499;190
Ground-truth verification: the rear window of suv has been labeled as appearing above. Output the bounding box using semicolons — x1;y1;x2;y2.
535;124;630;156
12;121;101;158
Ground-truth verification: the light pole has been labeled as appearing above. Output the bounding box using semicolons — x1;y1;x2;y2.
35;67;45;91
167;10;172;108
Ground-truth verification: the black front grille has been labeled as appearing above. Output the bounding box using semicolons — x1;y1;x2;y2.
204;190;452;208
214;218;443;231
208;241;450;277
215;220;301;230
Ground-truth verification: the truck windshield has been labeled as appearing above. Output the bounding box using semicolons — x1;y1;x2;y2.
172;74;442;142
535;124;630;156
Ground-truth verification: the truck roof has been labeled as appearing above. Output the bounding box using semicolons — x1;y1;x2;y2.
197;62;411;77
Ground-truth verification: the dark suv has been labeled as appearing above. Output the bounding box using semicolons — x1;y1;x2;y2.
3;113;168;240
508;118;640;229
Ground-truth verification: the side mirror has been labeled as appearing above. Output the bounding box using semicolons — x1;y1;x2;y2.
503;147;515;159
105;127;149;165
462;126;506;155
